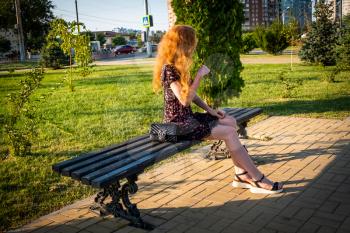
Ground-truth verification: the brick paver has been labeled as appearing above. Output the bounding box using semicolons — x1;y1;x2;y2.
10;116;350;233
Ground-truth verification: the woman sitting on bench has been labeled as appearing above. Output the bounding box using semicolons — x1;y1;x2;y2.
152;25;283;194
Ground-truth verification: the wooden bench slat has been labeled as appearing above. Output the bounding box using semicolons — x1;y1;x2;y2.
82;141;184;185
71;138;162;180
235;108;263;123
52;134;148;173
222;107;243;114
227;109;253;124
61;136;151;176
91;140;197;188
225;108;251;121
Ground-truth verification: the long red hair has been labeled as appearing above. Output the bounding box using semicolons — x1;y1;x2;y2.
152;25;197;102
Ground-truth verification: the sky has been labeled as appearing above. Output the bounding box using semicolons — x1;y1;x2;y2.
51;0;169;32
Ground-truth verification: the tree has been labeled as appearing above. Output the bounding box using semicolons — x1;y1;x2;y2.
254;21;289;55
172;0;244;108
4;68;44;157
299;2;338;66
45;19;93;91
149;31;164;44
97;33;106;46
335;14;350;70
83;31;95;41
240;32;257;54
0;0;54;50
112;36;127;46
0;36;11;54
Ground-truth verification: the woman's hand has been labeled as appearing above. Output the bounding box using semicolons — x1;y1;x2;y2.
196;65;210;78
208;108;225;119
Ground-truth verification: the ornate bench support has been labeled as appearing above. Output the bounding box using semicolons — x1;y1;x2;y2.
90;175;154;230
205;122;249;160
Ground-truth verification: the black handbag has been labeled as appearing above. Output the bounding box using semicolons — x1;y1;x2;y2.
149;123;181;142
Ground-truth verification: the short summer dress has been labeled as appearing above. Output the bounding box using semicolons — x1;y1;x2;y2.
161;64;219;141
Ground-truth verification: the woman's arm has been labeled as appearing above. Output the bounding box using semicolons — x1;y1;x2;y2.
193;94;226;119
169;65;210;107
192;94;211;112
170;75;201;107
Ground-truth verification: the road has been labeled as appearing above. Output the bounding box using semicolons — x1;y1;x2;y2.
93;52;155;66
94;52;301;66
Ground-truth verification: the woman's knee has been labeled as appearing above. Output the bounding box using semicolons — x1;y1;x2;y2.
219;115;237;128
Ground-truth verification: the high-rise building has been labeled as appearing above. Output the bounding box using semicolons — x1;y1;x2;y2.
344;0;350;15
321;0;350;24
283;0;312;30
242;0;282;31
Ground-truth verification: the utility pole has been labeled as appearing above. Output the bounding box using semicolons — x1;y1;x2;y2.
75;0;80;33
14;0;25;61
340;0;343;28
144;0;152;57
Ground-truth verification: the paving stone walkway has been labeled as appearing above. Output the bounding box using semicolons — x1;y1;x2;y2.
12;116;350;233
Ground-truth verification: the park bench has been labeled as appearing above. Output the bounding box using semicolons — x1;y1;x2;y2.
52;107;262;230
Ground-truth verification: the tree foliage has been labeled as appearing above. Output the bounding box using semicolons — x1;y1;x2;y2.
112;36;127;46
97;33;106;45
0;0;54;50
254;21;289;55
240;32;257;54
83;31;95;41
4;68;44;157
299;2;338;66
45;19;93;91
172;0;244;108
40;38;69;69
285;17;300;45
335;14;350;70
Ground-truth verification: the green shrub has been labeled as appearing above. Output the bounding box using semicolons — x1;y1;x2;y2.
240;32;257;54
112;36;127;46
4;68;44;157
172;0;244;108
278;71;303;98
254;21;289;55
40;39;69;69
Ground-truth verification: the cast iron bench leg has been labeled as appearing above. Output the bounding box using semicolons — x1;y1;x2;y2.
90;175;154;230
205;121;249;160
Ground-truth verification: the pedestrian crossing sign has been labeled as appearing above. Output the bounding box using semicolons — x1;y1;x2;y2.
142;15;153;28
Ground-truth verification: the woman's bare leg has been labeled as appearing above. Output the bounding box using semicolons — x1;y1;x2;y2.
203;124;282;190
215;115;245;174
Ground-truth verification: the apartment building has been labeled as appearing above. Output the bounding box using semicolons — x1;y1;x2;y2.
242;0;282;31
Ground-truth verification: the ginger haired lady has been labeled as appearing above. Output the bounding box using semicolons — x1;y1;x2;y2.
153;25;283;193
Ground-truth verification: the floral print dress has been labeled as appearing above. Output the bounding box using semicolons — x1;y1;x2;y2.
161;64;219;141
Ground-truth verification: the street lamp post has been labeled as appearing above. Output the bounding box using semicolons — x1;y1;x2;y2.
282;7;290;25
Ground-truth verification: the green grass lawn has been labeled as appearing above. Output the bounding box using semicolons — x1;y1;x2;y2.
0;63;349;231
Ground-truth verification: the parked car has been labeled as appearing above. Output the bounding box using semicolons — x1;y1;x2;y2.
114;45;137;55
